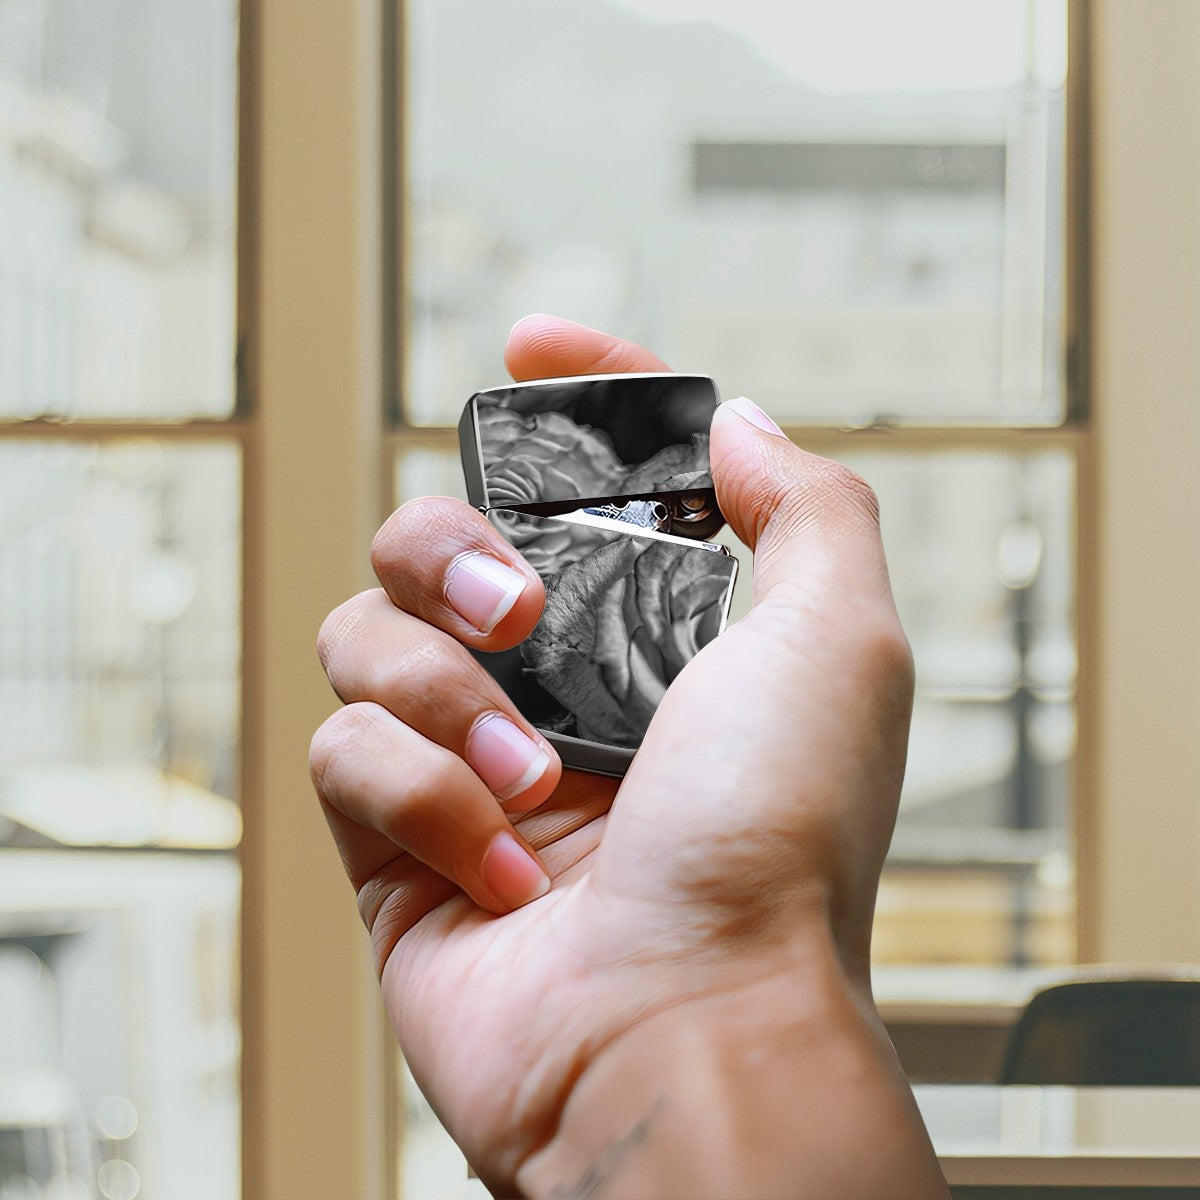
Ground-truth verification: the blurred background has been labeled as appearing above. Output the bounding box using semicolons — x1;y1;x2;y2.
1;0;239;1197
400;0;1075;971
1;0;1198;1197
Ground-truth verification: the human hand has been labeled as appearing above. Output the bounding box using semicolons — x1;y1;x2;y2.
310;315;947;1198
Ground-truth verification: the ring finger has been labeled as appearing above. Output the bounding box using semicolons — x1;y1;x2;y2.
310;701;552;916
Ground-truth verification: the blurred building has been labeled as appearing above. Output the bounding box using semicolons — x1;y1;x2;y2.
405;0;1074;963
0;0;1080;1195
407;0;1062;427
0;2;240;1198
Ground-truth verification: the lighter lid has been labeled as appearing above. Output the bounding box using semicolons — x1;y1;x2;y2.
459;373;720;512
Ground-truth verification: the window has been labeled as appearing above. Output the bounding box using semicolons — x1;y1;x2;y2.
0;1;240;1197
387;6;1200;1187
398;0;1075;971
394;1;1082;1182
8;3;1193;1197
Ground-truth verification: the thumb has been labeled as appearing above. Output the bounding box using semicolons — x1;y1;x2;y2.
710;398;892;607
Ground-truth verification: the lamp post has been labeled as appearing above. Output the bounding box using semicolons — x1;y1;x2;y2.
998;514;1043;965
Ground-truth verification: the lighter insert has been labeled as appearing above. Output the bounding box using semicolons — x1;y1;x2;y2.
459;373;738;777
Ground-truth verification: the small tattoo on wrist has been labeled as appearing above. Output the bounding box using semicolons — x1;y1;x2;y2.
548;1096;668;1199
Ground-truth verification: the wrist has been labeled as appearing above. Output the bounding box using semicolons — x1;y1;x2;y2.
517;940;946;1199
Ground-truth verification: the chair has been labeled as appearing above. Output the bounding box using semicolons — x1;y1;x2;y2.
999;978;1200;1085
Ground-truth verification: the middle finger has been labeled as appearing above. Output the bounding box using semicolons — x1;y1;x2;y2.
318;587;562;811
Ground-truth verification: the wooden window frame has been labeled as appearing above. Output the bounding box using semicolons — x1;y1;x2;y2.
238;0;398;1197
3;1;397;1197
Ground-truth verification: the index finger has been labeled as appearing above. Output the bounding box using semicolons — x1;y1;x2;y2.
504;314;671;381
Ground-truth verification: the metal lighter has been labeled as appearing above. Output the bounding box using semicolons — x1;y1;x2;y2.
459;372;738;777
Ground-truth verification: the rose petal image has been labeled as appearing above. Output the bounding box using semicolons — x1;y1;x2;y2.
522;534;734;748
478;407;627;507
620;433;712;494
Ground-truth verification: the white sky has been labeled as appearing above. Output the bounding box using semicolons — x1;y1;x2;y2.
605;0;1067;91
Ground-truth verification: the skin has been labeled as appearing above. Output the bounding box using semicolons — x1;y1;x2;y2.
310;314;949;1198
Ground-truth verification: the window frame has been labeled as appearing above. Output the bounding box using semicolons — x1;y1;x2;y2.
0;0;398;1197
1074;0;1200;964
382;0;1200;981
237;0;398;1198
256;0;1200;1193
384;0;1091;966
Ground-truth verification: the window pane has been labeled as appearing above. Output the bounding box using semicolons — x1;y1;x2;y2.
395;443;1075;968
0;442;240;801
404;0;1066;427
0;440;241;1199
0;0;237;418
851;451;1075;967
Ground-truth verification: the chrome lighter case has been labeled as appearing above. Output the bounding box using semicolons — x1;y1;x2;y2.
459;373;738;777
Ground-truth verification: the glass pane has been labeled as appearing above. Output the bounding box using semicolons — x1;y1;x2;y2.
396;443;1075;969
404;0;1066;427
395;444;466;506
849;451;1075;967
0;0;237;418
0;440;241;1198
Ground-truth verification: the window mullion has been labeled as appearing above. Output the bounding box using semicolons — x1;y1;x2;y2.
1078;0;1200;963
239;1;394;1198
0;421;252;443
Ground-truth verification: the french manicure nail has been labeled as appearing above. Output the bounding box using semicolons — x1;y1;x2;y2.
723;396;786;438
467;713;550;802
480;831;551;909
444;551;526;634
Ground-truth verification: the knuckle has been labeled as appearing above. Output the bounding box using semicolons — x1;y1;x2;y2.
710;438;781;544
756;459;880;554
308;703;384;794
809;459;881;528
307;722;339;793
716;442;880;545
368;630;469;707
378;751;458;838
316;590;378;671
371;496;474;576
369;517;402;578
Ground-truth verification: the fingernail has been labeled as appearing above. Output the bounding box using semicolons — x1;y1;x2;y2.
444;551;526;634
467;713;550;802
480;831;551;909
723;396;786;438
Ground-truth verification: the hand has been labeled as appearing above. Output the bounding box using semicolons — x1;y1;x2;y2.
310;315;948;1198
